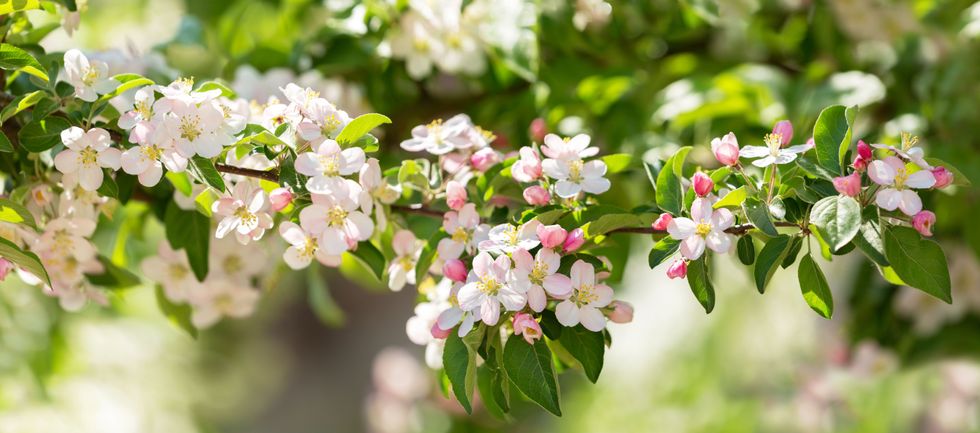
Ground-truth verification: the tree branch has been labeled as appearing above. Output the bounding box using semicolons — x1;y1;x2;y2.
213;163;279;182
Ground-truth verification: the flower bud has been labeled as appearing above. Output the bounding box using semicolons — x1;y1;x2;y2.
536;224;568;249
666;259;687;279
512;312;542;344
442;259;468;283
512;147;543;182
912;210;936;237
269;188;293;212
832;172;862;197
652;213;673;231
563;228;585;252
0;258;13;282
710;132;740;166
857;140;872;160
523;185;551;206
607;300;633;324
431;322;451;339
692;172;714;197
772;120;793;147
529;118;548;143
470;148;500;172
931;166;953;189
445;180;468;211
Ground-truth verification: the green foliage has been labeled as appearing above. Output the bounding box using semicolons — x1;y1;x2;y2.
557;325;605;383
164;203;210;281
883;226;951;303
798;253;833;318
810;195;861;251
335;113;391;146
503;334;561;416
754;235;792;294
0;43;48;81
0;236;49;286
686;257;714;313
18;117;69;152
648;237;680;268
655;146;691;215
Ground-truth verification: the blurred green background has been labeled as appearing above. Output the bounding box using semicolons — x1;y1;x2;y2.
1;0;979;432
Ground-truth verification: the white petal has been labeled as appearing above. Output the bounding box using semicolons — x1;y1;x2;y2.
875;188;901;211
579;307;607;332
906;170;936;189
555;301;580;327
667;218;696;239
738;145;770;158
897;190;922;216
679;236;705;260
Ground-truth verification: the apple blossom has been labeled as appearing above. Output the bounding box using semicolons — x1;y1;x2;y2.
711;132;740;166
523;185;551;205
407;292;451;368
931;166;954;189
555;260;613;331
912;211;936;237
295;97;352;140
479;221;542;254
54;127;121;191
443;259;468;283
652;213;673;231
269;188;294;212
529;118;547;142
872;132;931;169
212;181;274;245
437;203;489;260
667;197;735;260
666;259;688;279
188;279;261;329
430;323;451;340
833;172;862;197
388;11;444;79
853;140;873;171
536;224;568;249
295;138;366;194
470;148;501;172
512;147;543;182
141;241;200;302
359;158;401;231
510;248;571;312
541;133;599;160
279;222;341;270
63;49;117;102
399;117;470;155
299;180;375;255
868;156;936;216
445;180;468;210
209;238;268;284
739;133;811;167
388;230;422;292
692;172;714;197
512;312;543;344
772;120;794;147
120;129;188;187
607;300;634;324
563;228;585;252
162;98;230;158
457;252;527;326
543;157;611;198
118;86;159;143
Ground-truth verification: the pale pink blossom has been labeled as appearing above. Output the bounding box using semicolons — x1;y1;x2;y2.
359;158;401;231
188;279;261;329
295;96;352;140
523;185;551;205
871;133;931;169
430;322;451;339
457;252;527;326
511;147;543;182
833;172;862;197
692;172;714;197
536;224;568;249
442;259;468;283
295;138;366;194
279;221;341;270
388;230;421;292
542;157;610;198
63;49;116;102
666;259;687;279
868;156;936;216
739;133;810;167
299;180;375;254
652;213;673;231
436;203;489;260
479;221;541;254
162;98;229;158
607;300;634;324
470;148;500;172
912;211;936;237
54;127;121;191
529;118;547;143
510;248;571;312
555;260;613;331
445;180;468;210
212;181;274;245
711;132;740;166
772;120;793;147
0;258;13;282
269;188;293;212
563;228;585;252
399;116;470;155
541;133;598;160
512;312;543;344
667;197;735;260
120;129;187;187
141;241;201;302
118;86;159;143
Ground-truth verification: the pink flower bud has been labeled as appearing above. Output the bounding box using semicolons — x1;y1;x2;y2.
912;210;936;237
529;118;547;143
512;313;542;344
443;259;468;283
931;166;953;189
857;140;872;160
852;155;869;172
692;172;714;197
0;258;13;282
536;224;568;249
666;259;687;279
445;181;468;210
523;185;551;206
563;228;585;252
470;148;500;172
607;300;633;324
832;172;862;197
710;132;740;166
772;120;793;147
431;322;451;339
512;147;542;182
652;213;673;231
269;188;293;212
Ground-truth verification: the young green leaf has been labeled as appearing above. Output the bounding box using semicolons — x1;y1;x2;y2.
0;131;11;152
742;197;778;236
503;335;561;416
0;198;37;229
648;237;679;268
336;113;392;146
686;257;715;313
754;235;792;293
601;153;633;173
798;254;833;318
0;237;50;286
713;186;747;209
0;43;49;81
414;229;447;284
0;90;46;124
852;217;889;267
347;241;386;282
443;329;478;413
736;236;755;265
655;146;691;215
558;325;605;383
812;105;853;174
18;117;70;152
164;203;210;281
883;226;951;303
190;156;227;193
810;195;861;250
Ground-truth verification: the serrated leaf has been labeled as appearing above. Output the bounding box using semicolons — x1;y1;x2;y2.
813;105;852;175
754;235;792;293
687;257;714;313
503;335;561;416
883;226;951;303
336;113;391;146
0;90;45;124
0;43;48;81
798;254;833;318
810;195;861;250
558;325;604;383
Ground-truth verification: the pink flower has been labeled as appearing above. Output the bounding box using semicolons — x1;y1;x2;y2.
457;252;526;325
607;300;633;324
0;258;13;282
555;260;613;331
529;118;547;143
692;172;714;197
912;211;936;237
666;259;687;279
269;188;293;212
536;224;568;249
430;322;451;339
511;147;543;182
832;172;862;197
443;259;468;283
445;180;468;210
853;140;873;172
212;181;274;245
512;312;543;344
772;120;793;147
510;248;571;312
710;132;740;166
523;185;551;206
931;166;953;189
54;127;121;191
652;213;673;231
666;198;736;260
563;228;585;253
470;148;500;172
868;156;936;216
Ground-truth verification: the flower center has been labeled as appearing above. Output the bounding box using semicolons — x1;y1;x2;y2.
893;167;908;189
695;222;712;237
79;146;99;166
446;32;463;49
317;154;341;177
179;115;203;142
398;255;414;271
81;67;99;86
413;37;430;52
451;227;469;244
141;144;163;161
300;237;317;257
223;255;243;274
327;206;348;227
321;114;342;135
234;206;257;226
478;276;501;296
169;263;188;280
765;133;782;156
503;225;520;246
573;284;598;306
529;261;548;285
135;100;152;119
568;159;584;182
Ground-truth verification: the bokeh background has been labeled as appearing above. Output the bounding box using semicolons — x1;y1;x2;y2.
1;0;979;432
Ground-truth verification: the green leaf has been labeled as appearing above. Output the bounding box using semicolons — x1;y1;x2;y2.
0;198;36;229
190;156;226;193
736;236;755;265
97;74;154;101
601;153;633;173
0;131;11;152
307;266;345;327
336;113;391;146
713;186;747;209
883;226;951;303
742;197;778;236
582;212;654;238
477;364;508;419
558;325;604;383
443;329;477;413
810;195;861;250
798;254;833;318
414;229;446;284
164;203;210;281
503;335;561;416
655;146;691;215
0;43;48;81
686;257;714;313
853;217;889;267
648;237;679;268
196;80;237;98
347;242;385;282
85;255;140;288
165;171;193;197
0;90;45;124
781;236;803;268
96;170;118;198
18;117;69;152
154;286;197;338
812;105;853;175
754;235;792;293
539;309;562;340
0;236;50;286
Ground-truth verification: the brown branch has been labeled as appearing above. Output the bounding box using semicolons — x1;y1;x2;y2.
214;163;279;182
390;204;445;218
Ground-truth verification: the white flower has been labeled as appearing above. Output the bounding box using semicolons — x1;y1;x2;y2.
868;156;936;216
399;117;471;155
432;10;485;76
436;203;489;260
478;220;541;254
667;197;735;260
299;180;375;255
388;230;422;292
278;221;341;270
457;252;526;325
738;133;811;167
209;238;267;284
294;138;366;194
63;49;117;102
118;86;159;143
509;248;572;312
212;181;274;245
53;127;121;191
406;279;454;367
541;133;599;160
359;158;401;231
162;98;228;158
120;129;188;187
295;97;351;140
141;241;200;302
555;260;613;331
542;158;611;198
188;278;260;328
389;11;444;79
871;132;932;169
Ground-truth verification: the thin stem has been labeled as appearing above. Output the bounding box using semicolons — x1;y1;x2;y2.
213;163;279;182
